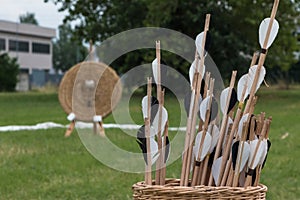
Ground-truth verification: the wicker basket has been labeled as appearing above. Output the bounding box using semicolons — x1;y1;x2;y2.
132;179;267;200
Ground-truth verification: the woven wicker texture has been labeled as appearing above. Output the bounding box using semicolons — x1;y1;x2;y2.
58;61;122;122
132;179;267;200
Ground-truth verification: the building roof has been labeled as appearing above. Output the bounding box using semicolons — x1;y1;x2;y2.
0;19;56;39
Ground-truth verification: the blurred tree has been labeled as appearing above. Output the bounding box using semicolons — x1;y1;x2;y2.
0;53;19;91
19;12;39;25
45;0;300;85
53;23;88;72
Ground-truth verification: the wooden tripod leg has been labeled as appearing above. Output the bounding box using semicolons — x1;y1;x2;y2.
98;122;105;137
65;121;75;137
93;122;97;134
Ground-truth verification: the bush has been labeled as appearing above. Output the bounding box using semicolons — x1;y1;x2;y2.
0;53;19;91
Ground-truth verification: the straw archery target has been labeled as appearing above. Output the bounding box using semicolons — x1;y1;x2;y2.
58;61;122;122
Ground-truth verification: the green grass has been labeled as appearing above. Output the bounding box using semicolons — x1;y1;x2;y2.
0;89;299;199
0;92;66;125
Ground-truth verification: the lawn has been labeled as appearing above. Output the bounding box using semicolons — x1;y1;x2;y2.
0;88;299;199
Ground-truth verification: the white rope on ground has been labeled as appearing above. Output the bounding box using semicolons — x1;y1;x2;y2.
0;122;187;132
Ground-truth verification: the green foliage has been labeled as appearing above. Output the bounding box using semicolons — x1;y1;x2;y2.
0;53;19;92
45;0;300;82
53;23;88;72
19;12;39;25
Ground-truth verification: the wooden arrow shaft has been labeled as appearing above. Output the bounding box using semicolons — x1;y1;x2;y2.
196;78;214;162
180;89;195;185
145;77;152;185
155;90;165;185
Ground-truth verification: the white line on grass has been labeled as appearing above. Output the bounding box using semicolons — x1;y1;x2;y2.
0;122;186;132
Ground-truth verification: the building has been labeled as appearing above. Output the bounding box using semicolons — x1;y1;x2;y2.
0;20;56;91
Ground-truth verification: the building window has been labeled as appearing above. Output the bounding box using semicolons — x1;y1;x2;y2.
32;42;50;54
0;38;5;50
9;40;29;52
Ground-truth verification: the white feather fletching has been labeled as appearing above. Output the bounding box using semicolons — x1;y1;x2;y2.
237;74;249;102
248;139;265;169
237;141;250;173
259;139;268;165
149;126;156;137
212;156;222;186
195;32;207;57
193;131;212;161
237;113;250;139
152;106;168;135
150;137;159;164
152;58;158;84
259;18;279;49
189;60;206;87
141;96;148;119
199;96;211;121
209;124;220;153
220;87;230;114
247;65;266;94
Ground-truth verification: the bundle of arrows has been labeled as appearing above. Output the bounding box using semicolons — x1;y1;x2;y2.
136;0;279;188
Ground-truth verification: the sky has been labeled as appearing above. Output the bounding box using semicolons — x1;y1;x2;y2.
0;0;67;31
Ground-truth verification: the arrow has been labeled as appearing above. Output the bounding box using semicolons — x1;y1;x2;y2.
244;0;280;114
152;41;166;185
208;71;237;186
191;78;214;186
181;14;211;186
144;77;153;185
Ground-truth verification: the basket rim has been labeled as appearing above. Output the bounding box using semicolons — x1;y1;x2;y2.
132;178;268;192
